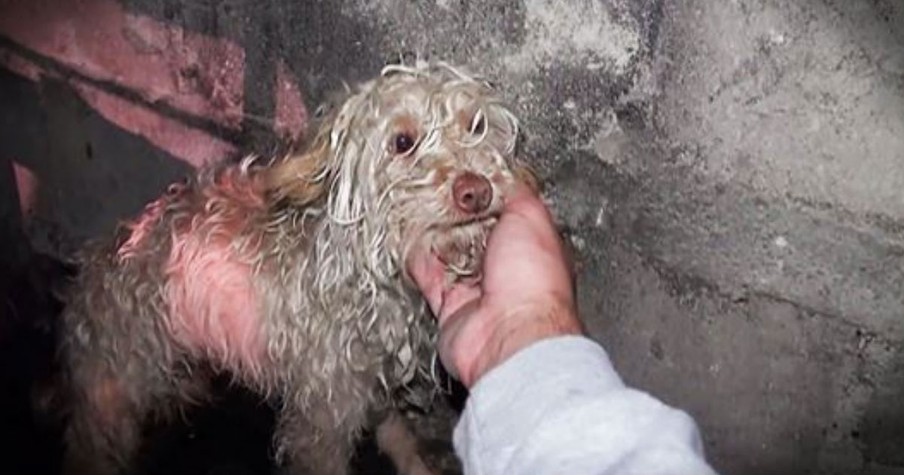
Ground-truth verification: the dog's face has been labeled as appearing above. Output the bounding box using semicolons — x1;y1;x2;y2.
269;62;533;279
354;64;524;276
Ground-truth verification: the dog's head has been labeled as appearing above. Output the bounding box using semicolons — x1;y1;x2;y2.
268;62;535;282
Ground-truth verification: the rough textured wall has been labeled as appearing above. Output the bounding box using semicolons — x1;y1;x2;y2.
2;1;903;474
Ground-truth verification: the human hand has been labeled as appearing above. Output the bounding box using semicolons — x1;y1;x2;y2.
407;183;584;388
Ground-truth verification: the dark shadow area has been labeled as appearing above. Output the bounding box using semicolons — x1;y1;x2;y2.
0;250;70;475
133;378;276;475
0;248;457;474
861;350;904;471
0;248;406;475
0;67;196;257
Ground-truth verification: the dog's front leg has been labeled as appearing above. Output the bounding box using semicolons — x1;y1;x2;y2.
376;411;438;475
274;400;367;475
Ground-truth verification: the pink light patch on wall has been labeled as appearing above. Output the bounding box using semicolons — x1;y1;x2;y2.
12;161;38;221
0;0;309;168
275;60;308;143
69;80;238;168
0;0;246;129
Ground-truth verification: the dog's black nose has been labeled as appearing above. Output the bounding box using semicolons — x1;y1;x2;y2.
453;172;493;214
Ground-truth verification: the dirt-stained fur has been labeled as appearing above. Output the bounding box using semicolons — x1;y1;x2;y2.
57;61;534;475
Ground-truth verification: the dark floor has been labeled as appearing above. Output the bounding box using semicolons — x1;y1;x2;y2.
0;250;461;475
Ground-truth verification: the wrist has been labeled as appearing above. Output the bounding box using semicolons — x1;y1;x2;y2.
462;297;582;387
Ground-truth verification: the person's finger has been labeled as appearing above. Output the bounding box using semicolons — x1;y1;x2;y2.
405;244;447;314
501;180;540;211
406;240;483;322
435;298;486;383
482;210;572;301
437;284;482;324
498;189;562;253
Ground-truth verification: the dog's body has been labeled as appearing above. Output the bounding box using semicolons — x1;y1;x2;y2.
58;62;528;475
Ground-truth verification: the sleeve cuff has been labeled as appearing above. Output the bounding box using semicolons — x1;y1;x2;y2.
453;335;628;473
452;335;716;475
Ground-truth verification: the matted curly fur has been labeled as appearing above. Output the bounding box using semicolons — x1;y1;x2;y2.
58;61;535;475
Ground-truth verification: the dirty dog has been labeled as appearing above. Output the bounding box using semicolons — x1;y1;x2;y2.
58;61;534;475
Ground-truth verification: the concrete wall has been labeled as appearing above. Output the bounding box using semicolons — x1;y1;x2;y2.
2;0;903;473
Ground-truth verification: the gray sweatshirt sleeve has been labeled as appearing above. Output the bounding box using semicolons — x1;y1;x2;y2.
453;336;719;475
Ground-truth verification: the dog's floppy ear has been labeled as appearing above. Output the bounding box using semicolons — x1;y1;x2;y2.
512;160;543;194
264;123;334;207
265;88;370;207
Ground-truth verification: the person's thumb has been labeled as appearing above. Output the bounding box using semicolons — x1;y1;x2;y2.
435;298;484;384
405;242;447;315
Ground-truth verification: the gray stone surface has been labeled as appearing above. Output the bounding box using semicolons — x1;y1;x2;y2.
8;0;904;473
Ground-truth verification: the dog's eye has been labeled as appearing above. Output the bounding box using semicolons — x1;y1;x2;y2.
470;112;486;135
394;132;416;154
